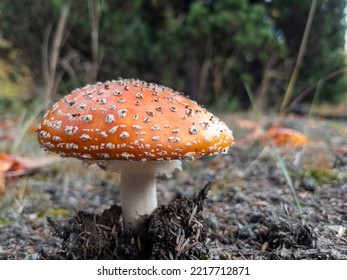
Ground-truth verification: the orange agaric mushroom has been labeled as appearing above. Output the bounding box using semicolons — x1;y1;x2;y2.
37;78;233;227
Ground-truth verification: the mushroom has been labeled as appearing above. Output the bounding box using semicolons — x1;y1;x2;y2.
37;78;233;228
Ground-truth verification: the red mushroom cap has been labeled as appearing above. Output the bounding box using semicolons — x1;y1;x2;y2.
37;79;233;161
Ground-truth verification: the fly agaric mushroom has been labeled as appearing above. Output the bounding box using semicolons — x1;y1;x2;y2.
37;79;233;227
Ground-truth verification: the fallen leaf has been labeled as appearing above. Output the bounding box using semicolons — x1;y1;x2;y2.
266;126;308;147
0;153;14;173
5;155;60;178
0;153;26;178
0;153;19;196
0;153;61;196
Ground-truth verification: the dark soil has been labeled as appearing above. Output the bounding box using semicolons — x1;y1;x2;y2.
0;115;346;260
42;184;211;260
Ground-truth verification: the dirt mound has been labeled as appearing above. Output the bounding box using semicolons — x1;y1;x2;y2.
40;184;212;260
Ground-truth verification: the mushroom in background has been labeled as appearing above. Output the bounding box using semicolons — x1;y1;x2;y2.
37;79;233;228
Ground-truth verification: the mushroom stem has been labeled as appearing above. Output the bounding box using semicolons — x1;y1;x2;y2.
95;159;182;228
120;171;157;226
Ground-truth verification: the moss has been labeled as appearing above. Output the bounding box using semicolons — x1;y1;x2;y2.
309;169;340;185
40;208;71;218
0;216;12;226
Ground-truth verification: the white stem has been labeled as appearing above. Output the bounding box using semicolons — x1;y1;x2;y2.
120;171;157;226
94;159;182;228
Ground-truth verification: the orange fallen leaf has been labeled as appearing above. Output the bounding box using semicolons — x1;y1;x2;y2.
266;127;308;147
5;154;60;178
0;153;14;173
0;153;26;178
0;153;61;196
0;153;19;196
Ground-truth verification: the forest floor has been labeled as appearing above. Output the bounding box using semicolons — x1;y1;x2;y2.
0;111;346;260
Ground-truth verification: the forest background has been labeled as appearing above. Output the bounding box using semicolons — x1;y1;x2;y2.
1;0;346;113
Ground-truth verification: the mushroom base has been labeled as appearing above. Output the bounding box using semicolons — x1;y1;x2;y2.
45;183;211;260
94;160;182;227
